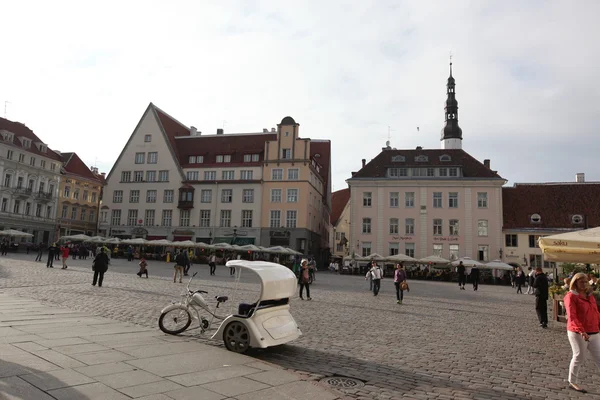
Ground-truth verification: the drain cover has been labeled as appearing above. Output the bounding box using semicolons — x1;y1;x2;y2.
320;376;365;389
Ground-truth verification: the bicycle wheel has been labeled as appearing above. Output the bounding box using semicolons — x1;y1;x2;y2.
159;308;192;335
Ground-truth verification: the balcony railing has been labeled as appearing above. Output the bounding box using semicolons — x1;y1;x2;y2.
177;200;194;210
34;191;54;202
13;187;33;197
0;209;56;223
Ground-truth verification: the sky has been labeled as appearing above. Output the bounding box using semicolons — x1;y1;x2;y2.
1;0;599;192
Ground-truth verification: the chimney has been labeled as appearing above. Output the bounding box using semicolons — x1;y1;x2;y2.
190;126;197;136
361;159;366;168
263;128;268;133
100;172;106;178
576;173;585;183
91;166;99;174
351;171;357;177
484;159;490;169
271;127;276;132
216;128;224;135
416;146;422;150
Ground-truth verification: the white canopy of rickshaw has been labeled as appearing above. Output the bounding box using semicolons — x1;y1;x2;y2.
225;260;297;301
539;227;600;263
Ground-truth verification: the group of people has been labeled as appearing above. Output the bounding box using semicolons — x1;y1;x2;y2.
455;261;480;291
363;261;409;304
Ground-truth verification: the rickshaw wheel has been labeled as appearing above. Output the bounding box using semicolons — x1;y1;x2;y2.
159;309;192;335
223;321;250;353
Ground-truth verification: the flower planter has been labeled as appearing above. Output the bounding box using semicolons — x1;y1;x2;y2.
553;294;567;323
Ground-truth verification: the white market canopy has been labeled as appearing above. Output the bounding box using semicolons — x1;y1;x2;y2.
539;227;600;263
171;240;195;248
451;257;483;267
419;255;450;264
387;254;418;263
146;239;173;246
60;234;91;242
122;238;148;245
0;229;34;237
88;236;107;243
484;260;514;271
104;237;121;244
364;253;387;261
212;242;233;250
265;246;294;254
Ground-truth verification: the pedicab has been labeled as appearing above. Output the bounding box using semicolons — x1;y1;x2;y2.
158;260;302;353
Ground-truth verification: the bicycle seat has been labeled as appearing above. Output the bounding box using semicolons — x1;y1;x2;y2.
216;296;228;303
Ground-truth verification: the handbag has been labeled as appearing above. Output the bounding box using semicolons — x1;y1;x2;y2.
400;281;409;291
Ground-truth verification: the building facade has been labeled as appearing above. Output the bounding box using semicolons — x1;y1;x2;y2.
56;153;105;237
0;117;62;243
330;188;350;258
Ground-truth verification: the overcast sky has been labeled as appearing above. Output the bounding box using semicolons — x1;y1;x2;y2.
1;0;598;192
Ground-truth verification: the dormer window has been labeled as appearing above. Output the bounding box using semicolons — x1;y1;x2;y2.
415;155;428;162
439;155;452;162
572;215;584;224
391;155;405;162
1;131;14;142
19;137;32;148
530;213;542;224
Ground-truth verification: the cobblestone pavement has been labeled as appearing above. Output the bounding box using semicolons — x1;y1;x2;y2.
1;255;599;399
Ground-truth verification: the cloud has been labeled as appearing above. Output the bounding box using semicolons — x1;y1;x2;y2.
0;0;598;192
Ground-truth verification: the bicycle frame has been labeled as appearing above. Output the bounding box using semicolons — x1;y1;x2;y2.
175;273;229;333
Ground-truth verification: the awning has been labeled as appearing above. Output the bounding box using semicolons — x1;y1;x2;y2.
173;236;192;242
146;236;167;240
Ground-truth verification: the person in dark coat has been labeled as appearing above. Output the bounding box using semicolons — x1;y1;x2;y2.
456;261;466;290
47;243;57;268
515;267;526;294
470;266;480;291
35;242;44;262
533;267;549;328
92;248;109;287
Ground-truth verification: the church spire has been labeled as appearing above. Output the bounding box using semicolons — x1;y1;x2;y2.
441;59;463;149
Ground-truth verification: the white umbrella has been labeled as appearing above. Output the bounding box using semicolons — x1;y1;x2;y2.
172;240;195;248
122;238;147;245
212;242;233;250
0;229;34;237
195;241;211;249
60;234;91;242
104;237;121;244
419;255;450;264
365;253;386;261
484;259;514;271
286;248;302;255
146;239;173;246
88;236;107;243
239;244;261;252
266;246;293;254
387;254;418;263
451;257;483;267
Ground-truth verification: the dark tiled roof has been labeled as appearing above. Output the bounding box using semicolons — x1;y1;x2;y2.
503;183;600;230
349;149;503;179
60;152;104;183
154;107;189;163
331;188;350;226
311;140;331;189
0;117;63;161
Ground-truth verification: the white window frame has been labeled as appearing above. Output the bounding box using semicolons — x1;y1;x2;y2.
242;189;254;203
286;210;297;228
200;189;212;203
362;218;372;234
221;189;233;203
271;189;282;203
405;192;415;208
477;192;488;208
478;220;488;237
135;153;145;164
272;169;283;180
270;210;281;228
363;192;372;207
286;188;298;203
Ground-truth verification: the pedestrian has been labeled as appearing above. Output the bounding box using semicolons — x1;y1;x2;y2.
366;261;374;291
46;243;57;268
60;245;70;269
92;248;109;287
229;253;237;276
394;263;408;304
209;253;216;275
174;251;185;283
127;246;134;262
366;262;383;296
183;249;191;276
456;261;466;290
35;242;44;262
533;267;548;328
563;272;600;393
515;267;525;294
526;267;535;294
0;239;7;256
299;259;312;300
137;258;149;278
471;265;480;291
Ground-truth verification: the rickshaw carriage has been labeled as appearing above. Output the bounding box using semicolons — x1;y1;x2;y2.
159;260;302;353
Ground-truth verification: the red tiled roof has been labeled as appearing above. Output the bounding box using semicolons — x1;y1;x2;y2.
503;183;600;230
349;149;503;179
60;152;104;183
0;117;63;161
153;106;189;163
331;188;350;226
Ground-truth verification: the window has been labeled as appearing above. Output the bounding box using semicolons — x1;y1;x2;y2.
69;206;77;220
83;190;89;201
433;219;443;235
440;155;451;162
163;190;174;203
1;198;7;212
188;156;196;163
363;192;372;207
270;210;281;228
449;244;459;260
529;235;541;248
134;171;144;182
405;243;415;258
180;210;191;227
204;171;217;180
286;210;297;228
272;169;283;180
64;186;71;198
147;152;157;164
199;210;211;227
113;190;123;203
243;154;252;162
127;209;138;225
61;205;68;218
433;192;442;208
448;192;458;208
240;170;253;180
200;189;212;203
391;155;405;162
50;163;56;171
530;254;542;268
222;170;234;180
282;149;292;159
6;150;13;160
439;168;447;177
111;210;121;225
39;182;45;193
216;155;231;163
478;245;489;262
427;168;435;177
287;189;298;203
271;189;282;203
221;189;232;203
220;210;231;227
144;134;152;142
505;234;518;247
13;200;21;214
35;204;42;217
477;192;488;208
89;210;95;222
530;213;542;223
30;157;35;166
362;242;372;257
252;154;259;162
145;210;155;226
146;171;156;182
390;192;399;208
389;243;399;256
242;210;253;228
161;210;172;226
288;169;299;180
405;192;414;207
478;220;488;236
186;171;199;181
389;218;399;234
100;211;108;223
572;214;583;224
449;219;459;236
80;209;86;221
433;244;443;257
362;218;372;234
121;171;131;182
135;152;145;164
40;160;46;169
242;189;254;203
3;174;10;187
18;153;25;163
158;170;169;182
16;177;23;189
449;168;458;177
405;218;415;235
130;190;140;203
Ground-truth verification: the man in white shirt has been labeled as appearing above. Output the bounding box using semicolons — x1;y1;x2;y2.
366;263;383;296
526;267;536;295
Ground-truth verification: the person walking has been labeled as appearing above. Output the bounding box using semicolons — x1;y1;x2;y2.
564;272;600;393
533;267;548;328
35;242;44;262
137;258;149;278
471;265;480;291
367;261;375;291
46;243;57;268
366;262;383;296
174;251;185;283
394;263;408;304
92;248;109;287
127;246;134;262
457;261;466;290
208;253;217;275
60;245;70;269
515;267;525;294
526;267;536;294
299;259;312;300
183;249;191;276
